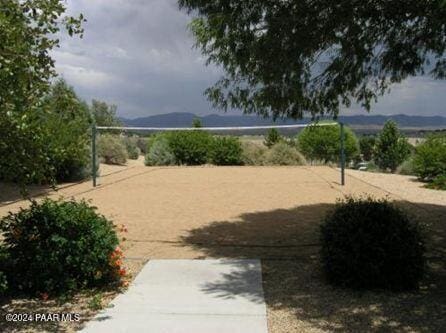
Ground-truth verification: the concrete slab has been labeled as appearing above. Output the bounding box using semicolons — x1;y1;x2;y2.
80;259;268;333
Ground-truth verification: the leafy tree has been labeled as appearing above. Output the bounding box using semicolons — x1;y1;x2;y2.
179;0;446;118
91;99;121;127
359;136;376;161
0;0;84;185
264;128;281;148
41;79;92;182
297;124;359;163
374;121;411;172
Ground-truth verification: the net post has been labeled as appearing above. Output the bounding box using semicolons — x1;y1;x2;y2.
340;122;346;186
91;124;97;187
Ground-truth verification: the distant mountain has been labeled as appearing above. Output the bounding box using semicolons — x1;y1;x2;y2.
120;113;446;129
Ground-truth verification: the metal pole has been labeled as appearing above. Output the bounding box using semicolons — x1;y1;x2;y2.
91;124;97;187
340;122;345;186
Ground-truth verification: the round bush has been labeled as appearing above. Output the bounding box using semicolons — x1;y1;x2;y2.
0;199;123;296
320;197;425;291
211;136;243;165
122;136;141;160
97;134;128;165
145;136;177;166
297;124;359;163
263;142;307;166
413;134;446;181
167;131;213;165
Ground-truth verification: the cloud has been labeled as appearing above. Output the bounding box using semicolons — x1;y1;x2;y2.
54;0;446;118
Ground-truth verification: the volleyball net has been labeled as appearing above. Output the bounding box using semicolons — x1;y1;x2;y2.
91;122;346;187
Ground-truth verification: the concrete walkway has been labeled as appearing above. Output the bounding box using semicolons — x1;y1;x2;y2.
80;259;268;333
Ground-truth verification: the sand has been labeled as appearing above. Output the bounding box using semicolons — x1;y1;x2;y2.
1;159;445;332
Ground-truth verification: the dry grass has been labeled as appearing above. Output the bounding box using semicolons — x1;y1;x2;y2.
1;159;445;332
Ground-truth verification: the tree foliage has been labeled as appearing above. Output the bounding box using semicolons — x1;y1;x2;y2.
359;135;376;161
413;133;446;181
91;99;121;127
374;121;411;172
0;0;84;185
41;79;92;182
297;124;359;163
179;0;446;118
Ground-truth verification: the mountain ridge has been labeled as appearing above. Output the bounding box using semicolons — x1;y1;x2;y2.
120;113;446;128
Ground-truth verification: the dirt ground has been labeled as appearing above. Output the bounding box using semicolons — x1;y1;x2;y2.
1;159;445;332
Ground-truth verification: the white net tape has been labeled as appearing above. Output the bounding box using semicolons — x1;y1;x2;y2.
96;122;338;131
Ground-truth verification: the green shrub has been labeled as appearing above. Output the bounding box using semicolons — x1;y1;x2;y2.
359;135;376;161
413;134;446;181
374;121;412;172
397;156;416;175
297;124;359;163
264;128;282;148
211;136;243;165
97;134;128;165
0;199;122;296
0;245;9;296
425;174;446;190
145;136;177;166
320;196;425;291
167;131;213;165
241;142;266;166
263;142;307;166
122;136;141;160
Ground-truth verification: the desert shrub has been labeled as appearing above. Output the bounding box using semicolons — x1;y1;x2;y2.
97;134;128;165
241;142;266;165
145;136;177;166
263;142;306;166
320;196;425;291
374;121;412;172
359;135;376;161
122;136;141;160
397;156;416;175
264;128;282;148
137;137;150;154
167;131;213;165
413;134;446;181
0;199;123;296
211;136;243;165
297;124;359;163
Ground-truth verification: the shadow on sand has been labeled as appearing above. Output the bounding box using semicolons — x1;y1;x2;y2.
181;201;446;332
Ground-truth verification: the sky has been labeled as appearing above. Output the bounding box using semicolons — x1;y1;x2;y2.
53;0;446;119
